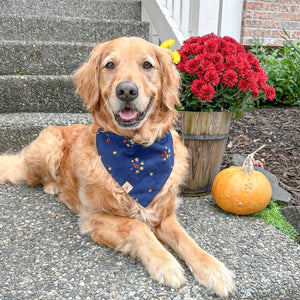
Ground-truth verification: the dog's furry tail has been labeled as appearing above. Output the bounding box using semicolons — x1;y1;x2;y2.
0;151;27;184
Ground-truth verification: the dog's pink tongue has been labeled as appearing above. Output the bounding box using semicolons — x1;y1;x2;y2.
119;109;137;121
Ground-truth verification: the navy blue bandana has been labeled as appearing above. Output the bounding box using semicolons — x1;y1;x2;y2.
96;130;174;207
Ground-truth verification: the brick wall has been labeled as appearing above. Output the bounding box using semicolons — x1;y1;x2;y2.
241;0;300;46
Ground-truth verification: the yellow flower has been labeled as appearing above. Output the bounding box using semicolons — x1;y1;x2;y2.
160;39;175;49
171;50;181;64
160;39;181;64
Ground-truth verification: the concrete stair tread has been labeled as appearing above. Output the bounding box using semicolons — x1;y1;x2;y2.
0;40;96;47
0;75;85;113
0;0;142;21
0;41;92;75
0;74;73;79
0;14;144;23
0;15;149;43
0;112;93;153
0;112;92;127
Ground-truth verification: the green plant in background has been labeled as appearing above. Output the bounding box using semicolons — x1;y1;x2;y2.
253;199;299;241
250;30;300;107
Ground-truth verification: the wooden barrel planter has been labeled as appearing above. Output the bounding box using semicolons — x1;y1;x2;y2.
179;111;234;193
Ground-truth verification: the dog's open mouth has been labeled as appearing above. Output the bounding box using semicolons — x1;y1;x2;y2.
115;102;151;128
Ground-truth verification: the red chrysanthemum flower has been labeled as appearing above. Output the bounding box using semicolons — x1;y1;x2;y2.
221;70;238;87
190;79;202;98
205;39;219;53
210;53;223;64
214;61;224;73
198;84;215;101
257;73;269;89
177;33;275;108
204;70;220;86
249;81;260;98
225;55;238;70
190;81;215;101
238;79;250;92
263;86;276;100
185;58;201;74
199;59;215;71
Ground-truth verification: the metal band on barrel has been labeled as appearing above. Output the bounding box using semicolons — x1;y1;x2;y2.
181;133;230;140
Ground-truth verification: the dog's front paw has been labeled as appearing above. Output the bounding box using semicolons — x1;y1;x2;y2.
191;254;235;298
43;181;60;195
146;252;186;288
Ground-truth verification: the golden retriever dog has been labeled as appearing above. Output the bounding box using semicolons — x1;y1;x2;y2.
0;37;234;298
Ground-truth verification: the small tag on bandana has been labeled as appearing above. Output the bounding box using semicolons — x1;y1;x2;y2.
96;130;174;207
122;181;133;193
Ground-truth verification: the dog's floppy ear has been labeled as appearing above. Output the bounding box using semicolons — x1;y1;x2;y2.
155;46;181;110
74;44;104;110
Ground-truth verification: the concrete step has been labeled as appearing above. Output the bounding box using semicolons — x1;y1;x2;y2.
0;75;85;113
0;113;92;153
0;15;149;43
0;0;142;21
0;41;94;75
0;187;299;299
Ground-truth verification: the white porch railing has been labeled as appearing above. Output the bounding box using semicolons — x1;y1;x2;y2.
141;0;243;48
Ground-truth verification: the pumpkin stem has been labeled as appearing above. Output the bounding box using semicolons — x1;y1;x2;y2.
242;144;266;174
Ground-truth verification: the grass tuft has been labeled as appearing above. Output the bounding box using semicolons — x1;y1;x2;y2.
253;199;299;241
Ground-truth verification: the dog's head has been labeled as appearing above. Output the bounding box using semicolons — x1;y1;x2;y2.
75;37;180;143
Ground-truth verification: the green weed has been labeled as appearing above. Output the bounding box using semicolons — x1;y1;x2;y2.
253;199;299;241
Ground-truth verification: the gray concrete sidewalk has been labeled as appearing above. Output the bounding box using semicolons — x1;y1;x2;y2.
0;184;299;299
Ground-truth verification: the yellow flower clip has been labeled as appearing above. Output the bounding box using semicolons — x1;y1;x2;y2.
160;39;175;49
160;39;181;64
171;50;180;64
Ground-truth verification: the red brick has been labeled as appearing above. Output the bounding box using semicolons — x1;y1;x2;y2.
244;1;265;10
263;20;281;28
270;29;286;38
283;0;299;4
242;19;264;27
266;3;298;12
282;21;300;30
242;9;253;18
253;11;272;19
265;3;284;11
288;30;300;38
253;29;273;37
242;28;253;37
272;40;284;46
241;37;254;46
283;4;297;12
291;13;300;21
269;0;284;3
262;0;282;3
271;12;293;21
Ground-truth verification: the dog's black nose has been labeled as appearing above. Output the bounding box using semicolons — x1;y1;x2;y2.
116;81;138;102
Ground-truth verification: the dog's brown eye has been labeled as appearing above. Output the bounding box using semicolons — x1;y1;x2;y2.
105;62;115;69
143;61;153;69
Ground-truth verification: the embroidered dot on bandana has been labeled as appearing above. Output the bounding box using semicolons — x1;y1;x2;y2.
96;130;174;207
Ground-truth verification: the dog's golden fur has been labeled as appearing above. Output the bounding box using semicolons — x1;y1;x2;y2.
0;37;234;297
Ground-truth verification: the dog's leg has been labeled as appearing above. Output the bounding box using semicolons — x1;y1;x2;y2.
24;126;64;193
43;181;60;195
0;151;27;184
80;211;186;288
155;213;235;298
0;126;64;192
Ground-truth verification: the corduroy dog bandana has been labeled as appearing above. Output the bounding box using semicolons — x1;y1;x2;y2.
96;130;174;207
